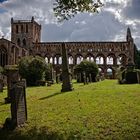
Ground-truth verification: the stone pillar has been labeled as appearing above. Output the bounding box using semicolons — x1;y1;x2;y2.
4;65;20;103
61;43;73;92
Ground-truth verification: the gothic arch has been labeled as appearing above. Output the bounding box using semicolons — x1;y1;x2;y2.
86;53;94;62
106;53;116;65
117;54;127;65
76;54;83;64
95;54;105;65
68;54;74;65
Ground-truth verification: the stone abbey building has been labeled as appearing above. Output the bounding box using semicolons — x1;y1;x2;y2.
0;17;135;78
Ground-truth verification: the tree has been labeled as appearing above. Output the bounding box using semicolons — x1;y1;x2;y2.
74;60;99;82
54;0;103;21
134;44;140;69
18;56;47;86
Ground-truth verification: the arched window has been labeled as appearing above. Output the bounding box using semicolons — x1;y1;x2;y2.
96;56;104;64
68;56;73;64
21;25;24;32
107;56;114;65
0;46;8;67
23;39;26;46
45;57;49;63
16;25;18;33
26;24;28;33
58;56;62;64
17;38;20;46
50;57;53;64
76;56;83;64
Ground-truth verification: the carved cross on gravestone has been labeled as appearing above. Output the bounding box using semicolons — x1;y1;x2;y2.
61;43;73;92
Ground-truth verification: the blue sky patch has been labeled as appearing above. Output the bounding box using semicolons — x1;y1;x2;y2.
0;0;7;3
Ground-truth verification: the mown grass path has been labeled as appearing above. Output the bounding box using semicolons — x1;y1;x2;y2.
0;80;140;139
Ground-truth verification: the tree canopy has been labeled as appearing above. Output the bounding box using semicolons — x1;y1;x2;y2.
74;60;99;82
18;56;47;86
54;0;103;21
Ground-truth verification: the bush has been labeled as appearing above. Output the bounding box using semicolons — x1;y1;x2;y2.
74;60;99;82
18;56;47;86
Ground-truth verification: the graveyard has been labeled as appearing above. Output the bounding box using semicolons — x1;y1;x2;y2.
0;80;140;139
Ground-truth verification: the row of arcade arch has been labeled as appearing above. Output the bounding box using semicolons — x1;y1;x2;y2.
44;53;127;66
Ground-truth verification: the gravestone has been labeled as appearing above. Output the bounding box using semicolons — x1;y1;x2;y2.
61;43;73;92
4;80;27;130
89;74;92;83
83;72;86;85
4;65;20;103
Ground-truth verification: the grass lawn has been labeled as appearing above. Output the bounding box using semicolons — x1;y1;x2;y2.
0;80;140;140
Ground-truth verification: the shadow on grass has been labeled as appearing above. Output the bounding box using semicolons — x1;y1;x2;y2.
0;126;81;140
39;92;64;100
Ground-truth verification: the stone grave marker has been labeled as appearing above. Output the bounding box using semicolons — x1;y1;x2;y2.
61;43;73;92
4;80;27;130
11;80;27;126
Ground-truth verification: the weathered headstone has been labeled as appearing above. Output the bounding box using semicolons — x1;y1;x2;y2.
89;73;92;83
4;80;27;130
4;65;20;103
61;43;73;92
83;72;86;85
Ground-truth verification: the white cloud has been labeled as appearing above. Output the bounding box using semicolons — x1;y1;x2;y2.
0;0;140;49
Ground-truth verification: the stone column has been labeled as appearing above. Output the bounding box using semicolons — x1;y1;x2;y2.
4;65;20;103
61;43;73;92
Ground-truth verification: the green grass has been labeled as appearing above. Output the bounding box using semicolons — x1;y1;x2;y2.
0;80;140;140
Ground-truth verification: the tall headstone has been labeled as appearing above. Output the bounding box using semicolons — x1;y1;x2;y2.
4;80;27;130
61;43;73;92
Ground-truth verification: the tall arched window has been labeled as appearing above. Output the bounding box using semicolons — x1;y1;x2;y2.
26;24;28;33
21;25;24;32
17;38;20;46
0;46;8;67
23;39;26;46
16;25;18;33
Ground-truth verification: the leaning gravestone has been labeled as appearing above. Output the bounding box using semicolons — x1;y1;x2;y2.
61;43;73;92
4;80;27;130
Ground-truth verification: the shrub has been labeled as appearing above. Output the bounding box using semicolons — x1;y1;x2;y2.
74;60;99;82
18;56;47;86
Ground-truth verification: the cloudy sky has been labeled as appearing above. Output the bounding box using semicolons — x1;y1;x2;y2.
0;0;140;49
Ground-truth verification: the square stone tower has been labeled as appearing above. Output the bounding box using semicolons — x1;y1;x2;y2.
11;17;41;49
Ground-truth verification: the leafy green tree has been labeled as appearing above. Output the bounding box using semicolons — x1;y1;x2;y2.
54;0;103;21
18;56;47;86
74;60;99;82
134;44;140;69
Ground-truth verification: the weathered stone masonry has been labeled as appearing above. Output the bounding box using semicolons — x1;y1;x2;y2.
0;17;135;78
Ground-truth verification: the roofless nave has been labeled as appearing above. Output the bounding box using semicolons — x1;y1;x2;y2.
0;17;135;78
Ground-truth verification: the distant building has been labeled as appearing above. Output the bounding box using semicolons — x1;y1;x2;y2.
0;17;135;78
